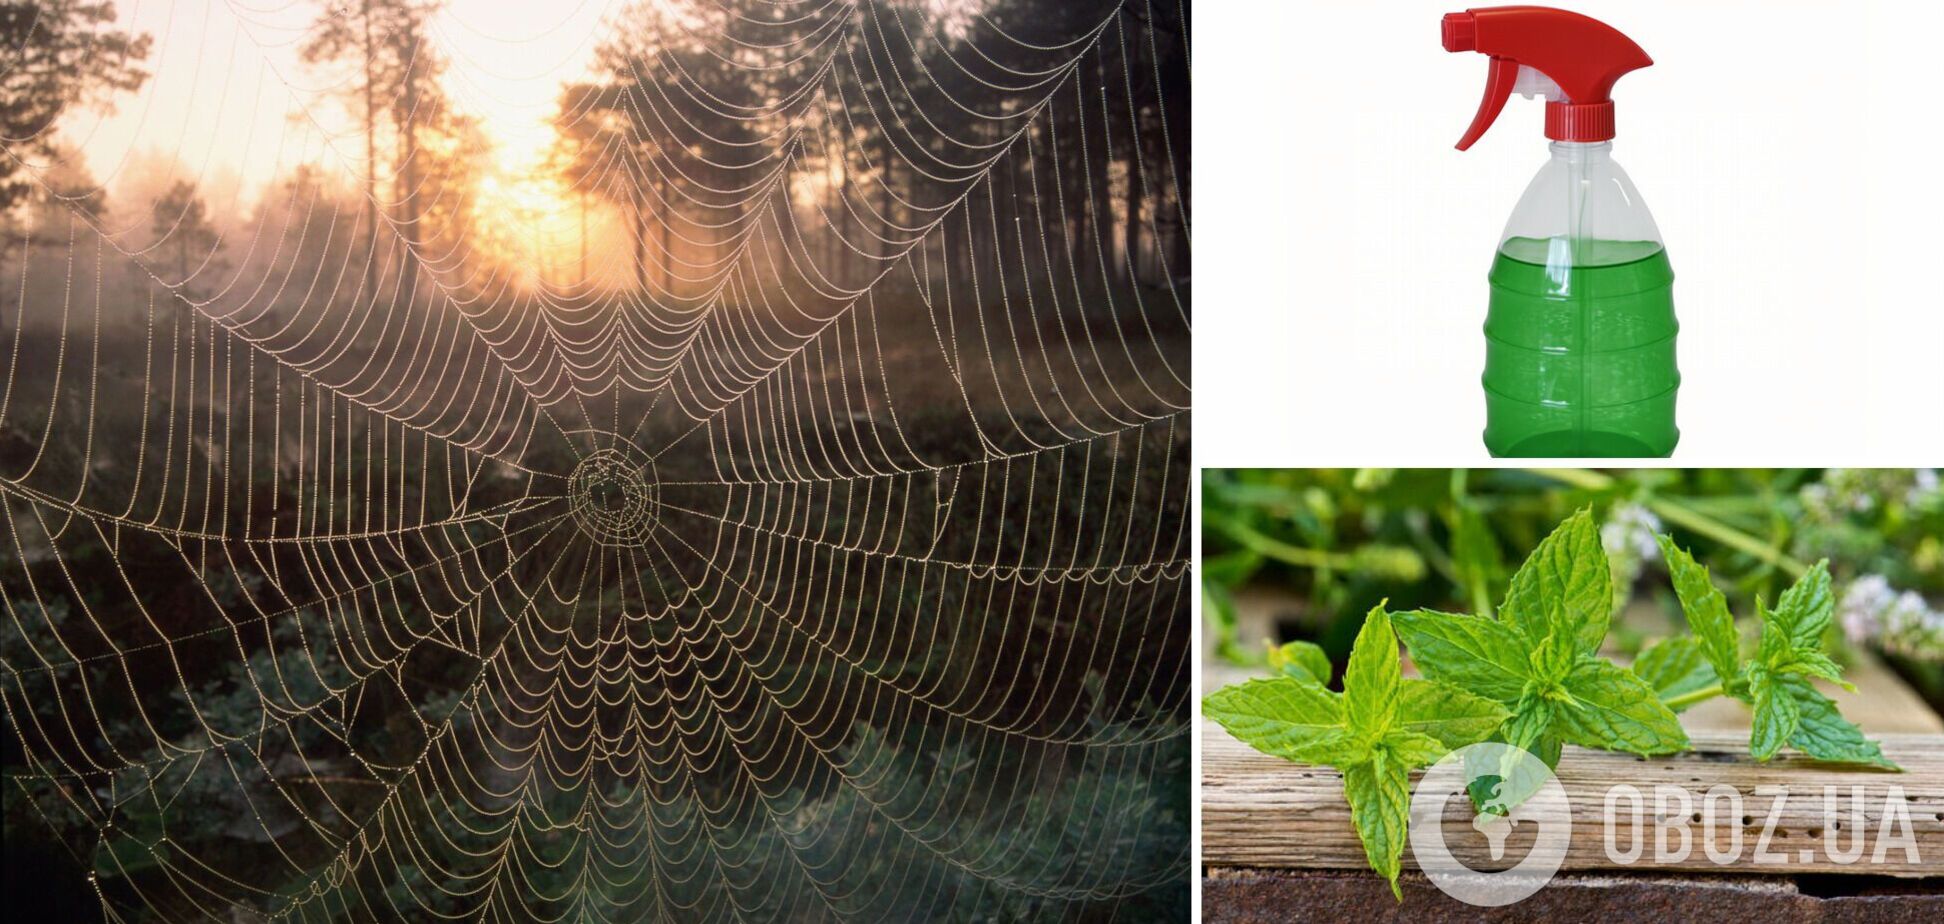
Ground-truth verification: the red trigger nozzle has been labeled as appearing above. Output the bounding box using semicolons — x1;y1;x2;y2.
1442;12;1477;52
1442;6;1653;149
1456;56;1519;151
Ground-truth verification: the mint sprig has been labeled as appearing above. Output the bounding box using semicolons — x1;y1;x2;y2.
1204;509;1903;897
1203;605;1508;899
1395;508;1689;761
1657;538;1898;769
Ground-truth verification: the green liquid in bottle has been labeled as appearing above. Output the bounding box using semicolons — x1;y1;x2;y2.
1483;237;1679;457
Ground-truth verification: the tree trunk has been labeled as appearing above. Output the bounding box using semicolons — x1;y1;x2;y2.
1170;182;1189;280
841;174;857;287
1123;134;1143;285
658;176;672;293
1084;61;1113;286
723;161;746;275
396;55;421;304
876;142;895;268
633;187;650;292
1162;22;1191;280
818;111;847;286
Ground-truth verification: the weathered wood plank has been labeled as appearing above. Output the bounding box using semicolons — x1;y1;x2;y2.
1202;725;1944;877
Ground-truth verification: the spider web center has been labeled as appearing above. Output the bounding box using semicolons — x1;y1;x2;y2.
566;444;659;547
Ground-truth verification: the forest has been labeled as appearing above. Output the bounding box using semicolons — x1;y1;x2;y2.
1;1;1192;920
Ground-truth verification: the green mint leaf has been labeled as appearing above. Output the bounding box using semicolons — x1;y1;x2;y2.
1343;749;1412;901
1555;659;1690;756
1775;649;1853;691
1465;693;1555;812
1502;507;1610;657
1343;605;1400;738
1749;673;1800;761
1396;679;1511;749
1268;639;1332;687
1464;735;1557;815
1383;729;1452;770
1768;561;1835;653
1779;676;1899;770
1655;535;1741;681
1500;690;1555;754
1201;678;1357;765
1530;733;1563;770
1632;636;1718;710
1396;512;1711;773
1392;609;1530;702
1526;627;1579;686
1752;597;1784;665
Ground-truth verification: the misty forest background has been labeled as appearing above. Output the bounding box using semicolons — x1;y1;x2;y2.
3;0;1191;920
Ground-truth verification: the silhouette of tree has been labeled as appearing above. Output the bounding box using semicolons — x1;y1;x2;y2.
300;0;453;302
551;5;695;294
0;1;151;210
6;142;103;243
149;180;225;305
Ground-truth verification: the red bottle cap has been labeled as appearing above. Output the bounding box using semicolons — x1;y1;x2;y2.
1442;6;1652;150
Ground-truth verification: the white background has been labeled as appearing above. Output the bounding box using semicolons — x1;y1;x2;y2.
1195;0;1944;466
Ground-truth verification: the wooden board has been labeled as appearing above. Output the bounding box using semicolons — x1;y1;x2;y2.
1202;724;1944;877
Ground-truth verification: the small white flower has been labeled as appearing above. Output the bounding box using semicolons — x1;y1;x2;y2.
1601;503;1663;561
1839;574;1897;643
1840;573;1944;659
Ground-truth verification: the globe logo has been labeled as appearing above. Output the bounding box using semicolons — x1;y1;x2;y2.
1409;742;1573;906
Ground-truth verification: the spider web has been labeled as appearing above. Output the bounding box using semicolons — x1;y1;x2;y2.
1;0;1190;920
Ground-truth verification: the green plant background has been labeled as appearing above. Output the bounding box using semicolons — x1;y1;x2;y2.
1202;469;1944;713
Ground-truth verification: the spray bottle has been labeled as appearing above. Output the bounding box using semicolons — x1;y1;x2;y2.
1445;6;1677;457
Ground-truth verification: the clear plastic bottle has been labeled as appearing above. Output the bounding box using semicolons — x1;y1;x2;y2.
1442;6;1676;457
1481;141;1678;457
